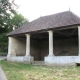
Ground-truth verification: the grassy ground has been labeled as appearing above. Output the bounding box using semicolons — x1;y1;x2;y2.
0;60;80;80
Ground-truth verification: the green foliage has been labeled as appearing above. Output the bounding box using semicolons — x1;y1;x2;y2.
10;12;29;29
0;32;8;52
0;0;14;29
0;0;28;31
0;52;7;56
0;0;29;53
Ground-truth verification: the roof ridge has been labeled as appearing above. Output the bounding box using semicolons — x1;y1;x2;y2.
69;11;80;19
39;11;70;18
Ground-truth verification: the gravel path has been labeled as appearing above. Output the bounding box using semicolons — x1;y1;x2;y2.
0;56;6;60
0;67;7;80
0;56;7;80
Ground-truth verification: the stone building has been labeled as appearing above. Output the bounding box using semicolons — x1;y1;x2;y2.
7;11;80;66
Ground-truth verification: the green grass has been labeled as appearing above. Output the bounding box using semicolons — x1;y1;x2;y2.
0;60;80;80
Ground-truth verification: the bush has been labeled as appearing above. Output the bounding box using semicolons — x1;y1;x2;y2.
0;32;8;53
0;52;7;56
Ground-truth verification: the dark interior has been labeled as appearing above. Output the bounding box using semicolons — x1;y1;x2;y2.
15;27;78;61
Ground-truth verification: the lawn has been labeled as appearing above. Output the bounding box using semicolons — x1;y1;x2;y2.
0;60;80;80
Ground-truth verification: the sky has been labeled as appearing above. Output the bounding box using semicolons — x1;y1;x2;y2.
15;0;80;21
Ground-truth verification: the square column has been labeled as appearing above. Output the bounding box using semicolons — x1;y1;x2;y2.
78;27;80;56
24;34;34;63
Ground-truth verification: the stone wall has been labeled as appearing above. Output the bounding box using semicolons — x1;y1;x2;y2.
54;38;78;56
11;37;26;56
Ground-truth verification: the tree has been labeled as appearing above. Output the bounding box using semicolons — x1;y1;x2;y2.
0;0;28;31
0;0;29;53
10;12;28;30
0;0;13;29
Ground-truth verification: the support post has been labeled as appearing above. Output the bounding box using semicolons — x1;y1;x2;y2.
7;37;12;57
44;30;54;64
25;34;30;56
78;27;80;56
48;30;54;56
24;34;34;63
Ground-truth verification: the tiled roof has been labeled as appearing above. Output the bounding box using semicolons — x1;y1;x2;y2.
7;11;80;36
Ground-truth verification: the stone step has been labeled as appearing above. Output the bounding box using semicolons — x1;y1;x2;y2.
33;61;45;66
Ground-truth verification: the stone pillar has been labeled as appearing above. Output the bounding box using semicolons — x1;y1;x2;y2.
24;34;34;63
44;30;54;64
48;30;54;56
78;27;80;56
25;34;30;56
7;37;12;57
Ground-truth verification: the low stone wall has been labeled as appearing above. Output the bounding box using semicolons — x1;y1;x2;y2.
7;56;34;63
45;56;80;66
7;56;24;62
7;56;80;66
